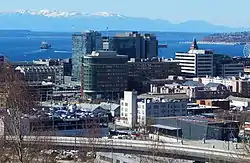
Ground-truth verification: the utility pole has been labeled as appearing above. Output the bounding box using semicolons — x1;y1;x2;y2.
176;119;179;142
74;119;77;163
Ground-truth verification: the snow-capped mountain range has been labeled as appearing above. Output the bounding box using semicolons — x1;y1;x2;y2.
0;9;248;32
1;9;124;18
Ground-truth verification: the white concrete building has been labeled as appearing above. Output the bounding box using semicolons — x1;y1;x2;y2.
120;91;137;128
119;91;188;128
175;39;213;77
137;98;187;126
227;96;250;108
193;76;233;87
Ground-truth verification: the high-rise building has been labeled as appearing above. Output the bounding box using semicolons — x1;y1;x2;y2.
175;39;213;77
127;58;181;93
108;31;158;59
82;51;128;100
72;31;102;81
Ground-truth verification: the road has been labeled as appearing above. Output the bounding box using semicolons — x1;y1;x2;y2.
7;136;250;163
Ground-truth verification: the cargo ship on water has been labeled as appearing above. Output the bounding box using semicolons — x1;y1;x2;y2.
40;41;52;49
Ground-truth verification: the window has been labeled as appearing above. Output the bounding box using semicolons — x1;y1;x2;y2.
154;105;159;109
125;103;128;106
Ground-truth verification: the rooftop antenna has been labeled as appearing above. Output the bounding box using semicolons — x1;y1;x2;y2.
106;26;109;51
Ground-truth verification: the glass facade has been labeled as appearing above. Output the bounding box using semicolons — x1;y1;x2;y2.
108;32;158;60
72;31;102;81
83;53;128;99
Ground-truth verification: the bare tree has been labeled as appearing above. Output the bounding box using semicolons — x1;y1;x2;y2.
0;62;55;163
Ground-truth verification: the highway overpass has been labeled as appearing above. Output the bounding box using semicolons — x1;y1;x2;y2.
8;136;250;163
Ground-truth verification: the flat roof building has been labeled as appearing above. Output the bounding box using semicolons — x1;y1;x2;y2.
15;65;64;84
119;91;188;128
108;31;158;59
82;51;128;100
154;116;239;141
72;31;102;81
175;39;213;77
127;58;181;93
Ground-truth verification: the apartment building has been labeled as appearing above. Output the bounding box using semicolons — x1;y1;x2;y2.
119;91;187;128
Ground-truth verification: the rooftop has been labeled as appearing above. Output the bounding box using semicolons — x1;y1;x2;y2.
205;82;223;88
151;124;181;130
84;50;127;58
138;93;189;100
138;98;184;104
227;95;250;102
155;116;238;124
183;80;204;87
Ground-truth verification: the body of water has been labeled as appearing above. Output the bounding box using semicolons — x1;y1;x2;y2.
0;31;245;61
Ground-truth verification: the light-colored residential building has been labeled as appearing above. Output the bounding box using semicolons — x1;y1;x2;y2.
119;91;187;128
120;91;137;128
150;80;230;100
195;76;250;98
137;98;187;126
194;76;233;88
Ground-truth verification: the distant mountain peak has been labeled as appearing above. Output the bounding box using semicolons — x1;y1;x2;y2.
89;12;123;17
0;9;247;32
0;9;124;18
15;9;84;17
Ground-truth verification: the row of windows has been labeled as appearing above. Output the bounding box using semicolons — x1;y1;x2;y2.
141;103;187;109
121;102;128;106
147;109;186;115
121;106;128;112
121;112;128;117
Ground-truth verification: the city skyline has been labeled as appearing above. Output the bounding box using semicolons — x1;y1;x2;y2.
1;0;249;28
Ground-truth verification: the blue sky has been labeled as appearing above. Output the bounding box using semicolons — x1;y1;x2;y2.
1;0;249;27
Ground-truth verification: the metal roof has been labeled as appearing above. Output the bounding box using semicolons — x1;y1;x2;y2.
138;93;189;100
227;95;250;102
182;81;204;87
151;124;181;130
205;82;222;88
